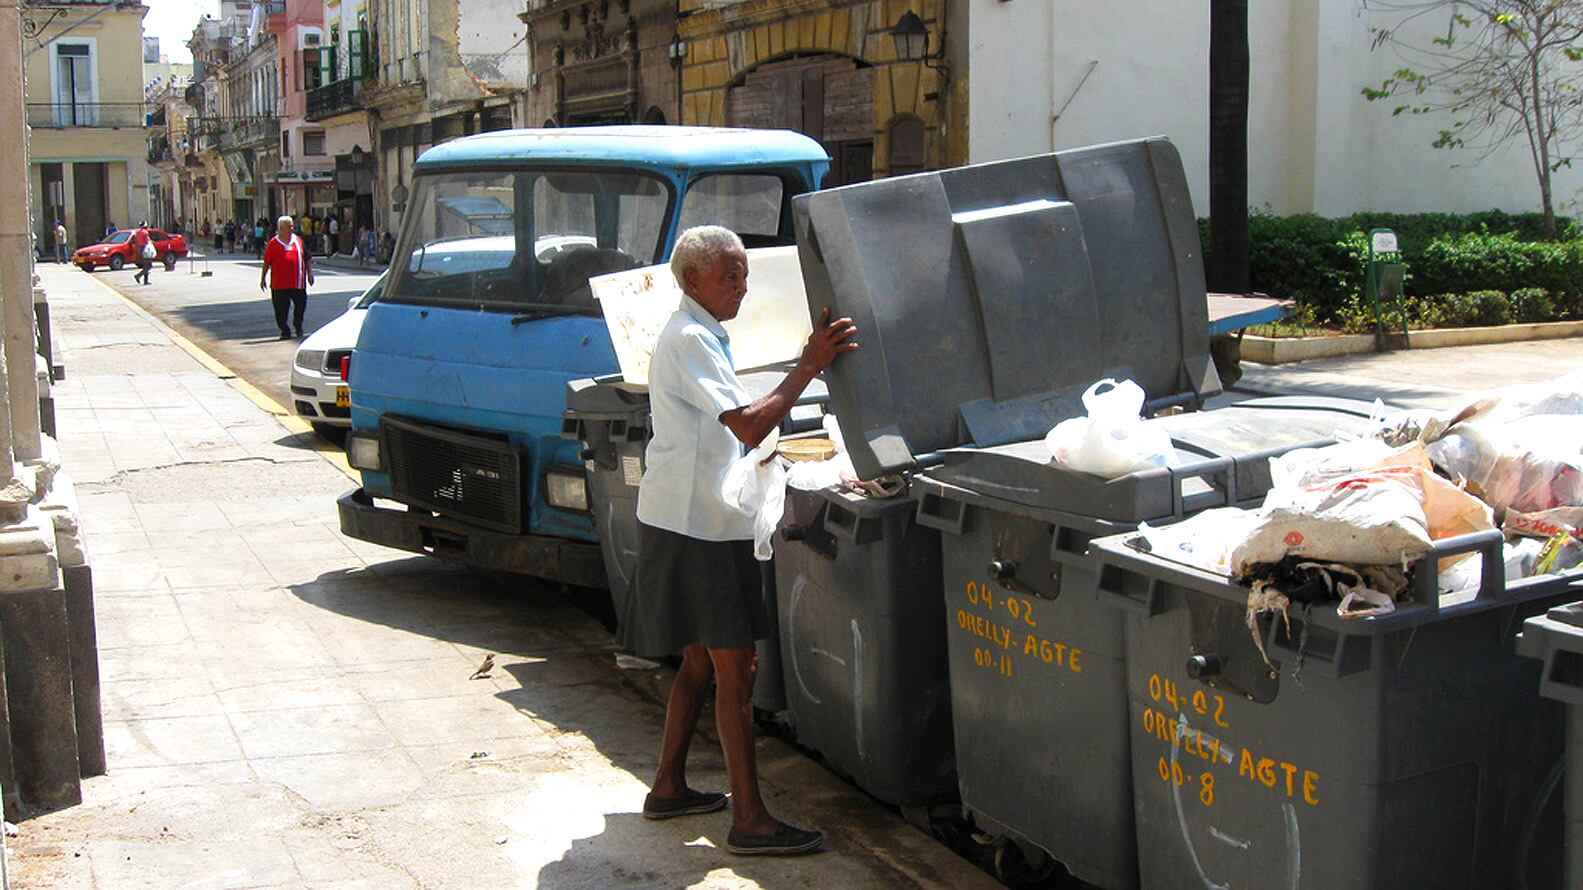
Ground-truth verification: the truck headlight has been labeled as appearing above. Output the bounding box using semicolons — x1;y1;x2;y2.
544;468;590;512
294;348;325;371
347;433;382;471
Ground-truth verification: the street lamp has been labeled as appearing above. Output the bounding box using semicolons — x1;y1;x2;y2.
890;11;929;62
667;34;687;68
350;144;364;166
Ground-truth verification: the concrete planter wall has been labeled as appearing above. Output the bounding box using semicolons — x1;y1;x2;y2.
1241;320;1583;365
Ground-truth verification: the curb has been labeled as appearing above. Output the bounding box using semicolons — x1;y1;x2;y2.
81;273;360;484
1242;319;1583;364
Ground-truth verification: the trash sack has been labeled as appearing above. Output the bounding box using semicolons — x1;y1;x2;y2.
1045;378;1177;479
1268;438;1403;491
1131;507;1263;576
1427;415;1583;514
1503;506;1583;540
1236;450;1493;573
722;428;786;561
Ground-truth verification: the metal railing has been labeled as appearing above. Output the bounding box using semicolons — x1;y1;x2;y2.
306;77;363;121
27;102;147;128
147;140;175;164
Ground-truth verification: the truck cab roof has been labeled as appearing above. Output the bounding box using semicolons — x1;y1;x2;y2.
413;126;833;175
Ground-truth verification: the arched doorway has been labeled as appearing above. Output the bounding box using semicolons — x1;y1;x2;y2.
886;116;926;177
642;105;667;125
727;54;874;186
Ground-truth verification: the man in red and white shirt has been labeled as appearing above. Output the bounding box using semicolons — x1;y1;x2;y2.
259;215;315;339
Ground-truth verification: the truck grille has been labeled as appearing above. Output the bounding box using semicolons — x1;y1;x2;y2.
381;415;523;533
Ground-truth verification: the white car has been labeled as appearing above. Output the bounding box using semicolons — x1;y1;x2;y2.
290;272;385;433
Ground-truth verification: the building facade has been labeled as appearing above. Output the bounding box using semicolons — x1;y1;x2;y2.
957;0;1583;219
22;0;155;252
361;0;525;235
673;0;953;186
305;0;375;243
521;0;678;129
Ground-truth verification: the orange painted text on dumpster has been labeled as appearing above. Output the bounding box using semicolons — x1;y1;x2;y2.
955;581;1084;680
1140;672;1322;808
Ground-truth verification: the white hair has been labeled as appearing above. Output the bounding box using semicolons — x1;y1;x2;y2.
670;226;744;293
277;215;294;227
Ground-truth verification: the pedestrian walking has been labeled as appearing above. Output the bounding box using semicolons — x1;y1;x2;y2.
354;224;369;267
105;221;118;237
260;215;313;340
378;231;394;264
131;227;155;285
327;214;340;256
224;220;237;254
254;219;266;258
53;220;67;264
620;226;857;856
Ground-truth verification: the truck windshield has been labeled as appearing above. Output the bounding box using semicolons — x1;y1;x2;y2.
385;169;671;314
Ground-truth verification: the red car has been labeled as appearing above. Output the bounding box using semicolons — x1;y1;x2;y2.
71;228;188;272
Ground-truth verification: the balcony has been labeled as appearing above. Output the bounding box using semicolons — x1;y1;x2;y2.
148;140;175;165
27;102;148;129
220;116;279;151
306;78;364;122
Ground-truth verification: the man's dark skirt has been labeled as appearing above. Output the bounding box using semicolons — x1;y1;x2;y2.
617;522;769;658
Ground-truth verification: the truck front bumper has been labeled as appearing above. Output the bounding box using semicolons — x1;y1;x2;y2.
338;488;608;588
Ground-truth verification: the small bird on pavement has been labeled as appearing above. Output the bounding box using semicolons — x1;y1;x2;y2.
470;654;495;680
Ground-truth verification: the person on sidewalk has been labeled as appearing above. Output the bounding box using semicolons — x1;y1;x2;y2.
53;220;67;264
259;215;314;340
131;227;155;285
621;226;857;856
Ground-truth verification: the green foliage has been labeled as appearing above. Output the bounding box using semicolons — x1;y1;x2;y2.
1509;287;1557;323
1200;210;1583;322
1317;288;1568;336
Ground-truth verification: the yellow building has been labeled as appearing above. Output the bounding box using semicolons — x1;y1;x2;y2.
23;0;153;254
676;0;963;185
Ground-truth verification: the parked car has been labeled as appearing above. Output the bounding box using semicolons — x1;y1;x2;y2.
71;228;188;271
290;272;385;435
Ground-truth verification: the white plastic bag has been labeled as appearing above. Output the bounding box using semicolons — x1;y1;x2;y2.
1428;415;1583;514
721;429;786;561
1045;379;1177;479
785;414;856;491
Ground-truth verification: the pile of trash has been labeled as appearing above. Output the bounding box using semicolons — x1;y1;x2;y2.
1072;372;1583;627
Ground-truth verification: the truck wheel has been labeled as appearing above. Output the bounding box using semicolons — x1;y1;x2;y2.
109;254;124;271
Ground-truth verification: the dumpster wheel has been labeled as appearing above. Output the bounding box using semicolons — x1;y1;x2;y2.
992;837;1064;888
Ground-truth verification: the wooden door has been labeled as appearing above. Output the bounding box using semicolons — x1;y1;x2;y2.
728;55;874;186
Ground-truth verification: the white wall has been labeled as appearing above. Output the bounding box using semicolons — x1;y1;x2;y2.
965;0;1583;220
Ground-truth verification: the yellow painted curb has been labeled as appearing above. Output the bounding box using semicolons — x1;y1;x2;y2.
85;273;360;483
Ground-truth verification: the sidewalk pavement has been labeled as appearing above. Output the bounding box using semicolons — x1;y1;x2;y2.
11;264;996;889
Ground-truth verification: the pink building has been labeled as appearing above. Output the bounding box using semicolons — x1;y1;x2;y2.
267;0;342;220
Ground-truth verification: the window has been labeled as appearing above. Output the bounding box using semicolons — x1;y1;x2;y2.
678;174;787;243
281;131;291;158
303;131;326;155
386;170;671;312
886;117;926;177
53;42;95;126
302;48;324;91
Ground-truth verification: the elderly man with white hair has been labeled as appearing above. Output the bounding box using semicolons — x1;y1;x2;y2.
620;225;857;855
259;214;315;339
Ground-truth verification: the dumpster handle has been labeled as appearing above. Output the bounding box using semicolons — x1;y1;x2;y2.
1095;560;1165;616
914;491;967;536
1167;456;1237;520
1408;529;1507;609
824;501;867;546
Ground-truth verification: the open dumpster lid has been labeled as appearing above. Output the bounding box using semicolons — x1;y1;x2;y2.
792;137;1219;480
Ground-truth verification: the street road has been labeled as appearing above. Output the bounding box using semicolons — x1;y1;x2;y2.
82;248;383;413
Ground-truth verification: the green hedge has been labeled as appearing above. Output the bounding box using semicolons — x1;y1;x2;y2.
1199;211;1583;322
1332;287;1578;333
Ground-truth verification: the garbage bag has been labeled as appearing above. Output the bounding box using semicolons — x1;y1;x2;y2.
1045;378;1177;479
722;429;786;561
1427;415;1583;514
1236;446;1493;572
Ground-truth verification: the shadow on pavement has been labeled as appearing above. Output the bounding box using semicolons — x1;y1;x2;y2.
284;562;826;888
164;296;361;346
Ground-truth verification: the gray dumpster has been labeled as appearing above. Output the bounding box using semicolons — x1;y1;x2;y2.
793;135;1383;887
1094;529;1580;889
1518;598;1583;890
773;485;953;805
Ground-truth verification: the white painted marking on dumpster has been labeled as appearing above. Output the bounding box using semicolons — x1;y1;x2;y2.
1171;716;1230;890
851;619;866;762
1209;827;1251;850
810;647;846;666
787;577;821;705
1283;803;1301;889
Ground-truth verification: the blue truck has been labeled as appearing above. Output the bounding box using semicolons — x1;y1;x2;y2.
337;126;831;587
